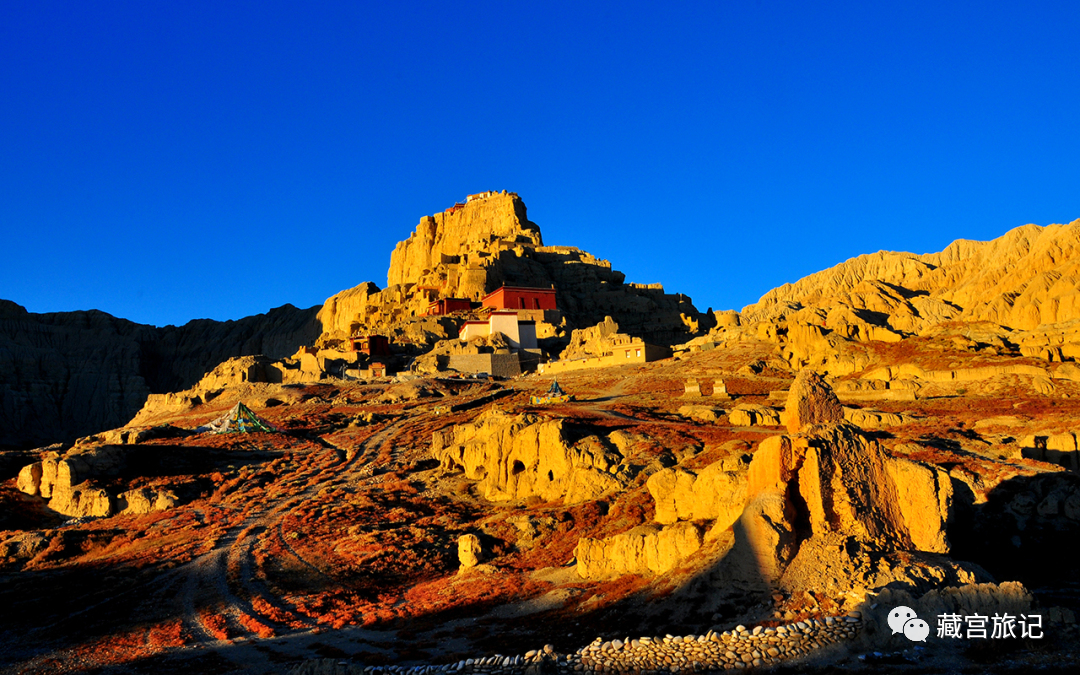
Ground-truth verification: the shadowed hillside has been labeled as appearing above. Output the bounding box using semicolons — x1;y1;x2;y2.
0;301;320;448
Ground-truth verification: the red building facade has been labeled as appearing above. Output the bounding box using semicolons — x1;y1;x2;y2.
350;335;392;356
481;286;557;311
426;298;473;316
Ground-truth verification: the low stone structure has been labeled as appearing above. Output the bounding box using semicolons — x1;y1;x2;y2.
529;316;670;376
431;410;627;504
713;378;731;400
16;445;176;518
447;353;525;379
683;379;701;397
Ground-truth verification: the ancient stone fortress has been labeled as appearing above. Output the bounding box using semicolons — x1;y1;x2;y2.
4;197;1080;673
315;191;707;357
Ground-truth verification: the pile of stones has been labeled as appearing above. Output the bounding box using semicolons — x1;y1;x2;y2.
352;614;862;674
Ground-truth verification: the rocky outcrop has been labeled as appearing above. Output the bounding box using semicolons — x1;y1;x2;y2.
647;458;749;528
16;445;177;518
727;404;781;427
748;426;952;555
575;443;752;579
431;410;627;504
783;370;844;433
0;300;319;448
742;219;1080;337
685;219;1080;377
318;193;709;350
676;405;725;424
117;487;178;515
575;522;704;577
561;317;621;360
127;349;388;426
457;534;482;569
842;407;911;429
388;192;543;292
598;376;961;591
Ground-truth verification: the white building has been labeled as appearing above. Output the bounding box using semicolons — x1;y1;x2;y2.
459;311;538;351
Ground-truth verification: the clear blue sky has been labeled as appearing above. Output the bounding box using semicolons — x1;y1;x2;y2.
2;1;1078;327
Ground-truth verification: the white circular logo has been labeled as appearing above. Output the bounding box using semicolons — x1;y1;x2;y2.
903;618;930;642
887;606;918;635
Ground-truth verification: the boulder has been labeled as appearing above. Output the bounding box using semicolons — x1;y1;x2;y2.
784;370;844;433
728;403;781;427
118;488;177;515
843;407;908;429
458;534;482;569
49;485;113;518
677;404;724;424
16;463;42;496
647;463;747;528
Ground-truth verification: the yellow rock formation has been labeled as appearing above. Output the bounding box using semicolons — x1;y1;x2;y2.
388;192;542;290
457;534;482;569
431;410;625;504
784;370;844;433
15;445;176;518
646;463;747;528
743;219;1080;334
746;426;952;554
575;522;703;578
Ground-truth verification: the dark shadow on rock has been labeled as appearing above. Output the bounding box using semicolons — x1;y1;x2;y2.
948;472;1080;594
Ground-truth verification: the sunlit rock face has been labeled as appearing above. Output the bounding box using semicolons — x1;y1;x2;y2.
317;192;708;347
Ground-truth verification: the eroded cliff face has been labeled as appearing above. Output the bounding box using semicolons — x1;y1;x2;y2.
741;219;1080;333
0;300;319;448
431;410;627;504
387;191;543;291
317;192;708;347
682;218;1080;378
575;371;962;593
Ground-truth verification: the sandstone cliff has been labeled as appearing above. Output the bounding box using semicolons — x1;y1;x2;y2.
317;192;708;348
575;372;959;589
0;300;319;448
431;410;627;504
16;444;178;518
742;219;1080;333
675;218;1080;377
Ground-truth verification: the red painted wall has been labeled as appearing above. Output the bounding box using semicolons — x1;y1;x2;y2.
481;287;557;311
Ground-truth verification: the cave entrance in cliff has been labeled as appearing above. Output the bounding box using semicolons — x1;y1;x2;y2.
788;468;813;542
512;460;525;475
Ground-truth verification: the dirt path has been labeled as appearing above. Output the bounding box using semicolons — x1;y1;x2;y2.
114;392;499;670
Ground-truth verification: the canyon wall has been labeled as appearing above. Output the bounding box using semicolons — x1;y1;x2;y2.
0;300;320;448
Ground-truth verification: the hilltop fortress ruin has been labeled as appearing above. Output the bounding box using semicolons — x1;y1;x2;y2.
4;195;1080;672
5;191;1080;451
315;190;707;350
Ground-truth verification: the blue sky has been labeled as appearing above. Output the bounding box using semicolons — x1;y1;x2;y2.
2;1;1078;327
